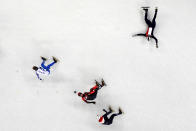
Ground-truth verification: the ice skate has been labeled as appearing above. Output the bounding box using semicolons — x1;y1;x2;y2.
109;106;114;112
52;56;59;63
118;107;124;114
95;80;100;86
101;79;107;86
141;6;149;11
155;7;158;12
41;56;47;61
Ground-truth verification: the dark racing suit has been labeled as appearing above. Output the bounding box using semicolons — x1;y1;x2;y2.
98;109;122;125
81;85;100;104
133;8;158;48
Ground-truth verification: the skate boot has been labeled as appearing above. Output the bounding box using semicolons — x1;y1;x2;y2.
95;80;102;89
155;8;158;12
109;106;114;112
143;8;148;12
95;80;100;86
53;56;58;63
41;56;47;61
142;7;149;11
118;107;124;115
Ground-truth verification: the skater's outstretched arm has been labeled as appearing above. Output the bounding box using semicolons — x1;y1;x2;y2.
132;33;146;37
82;97;96;104
152;8;158;22
102;109;112;116
151;35;158;48
103;109;107;113
36;72;42;80
84;100;96;104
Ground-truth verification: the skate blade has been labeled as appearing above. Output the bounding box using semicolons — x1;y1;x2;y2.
52;56;59;62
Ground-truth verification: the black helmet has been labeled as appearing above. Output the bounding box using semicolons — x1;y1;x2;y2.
32;66;38;71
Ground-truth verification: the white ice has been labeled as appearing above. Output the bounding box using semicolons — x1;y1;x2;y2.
0;0;196;131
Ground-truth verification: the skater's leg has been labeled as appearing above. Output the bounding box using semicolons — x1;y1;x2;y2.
92;90;98;97
103;109;112;116
107;108;123;125
107;113;119;125
152;9;158;27
89;86;99;95
144;10;152;26
95;80;103;89
151;36;158;48
91;85;99;91
101;109;111;122
102;114;110;122
41;60;47;69
46;61;56;69
132;33;146;37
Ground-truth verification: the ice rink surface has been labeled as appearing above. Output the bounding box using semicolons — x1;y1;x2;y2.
0;0;196;131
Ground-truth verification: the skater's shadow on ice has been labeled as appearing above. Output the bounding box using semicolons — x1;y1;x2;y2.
77;67;103;85
0;44;4;59
49;73;68;83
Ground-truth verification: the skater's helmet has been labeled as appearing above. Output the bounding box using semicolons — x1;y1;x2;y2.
32;66;38;71
97;115;105;124
78;92;83;97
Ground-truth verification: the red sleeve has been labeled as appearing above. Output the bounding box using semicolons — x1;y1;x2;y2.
89;85;98;95
82;96;87;102
92;85;98;90
99;116;104;122
89;90;95;95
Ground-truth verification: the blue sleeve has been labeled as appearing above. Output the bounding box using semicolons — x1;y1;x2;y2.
36;72;42;80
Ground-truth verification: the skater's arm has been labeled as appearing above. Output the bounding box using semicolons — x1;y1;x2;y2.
82;97;96;104
36;72;42;80
151;36;158;43
151;35;158;48
132;33;146;37
103;109;107;113
85;101;96;104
